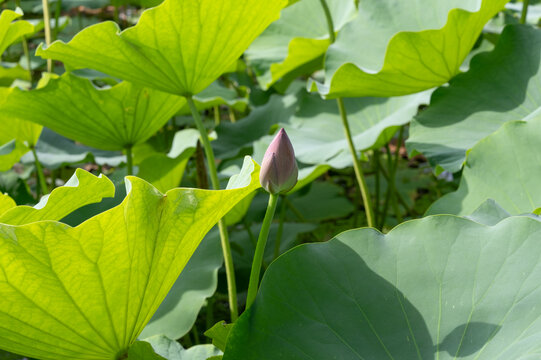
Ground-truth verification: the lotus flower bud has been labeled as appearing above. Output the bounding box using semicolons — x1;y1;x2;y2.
260;128;298;194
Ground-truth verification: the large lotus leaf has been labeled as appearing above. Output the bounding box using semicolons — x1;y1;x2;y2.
0;9;34;56
427;118;541;216
245;0;356;89
407;25;541;173
0;73;185;151
0;159;260;360
141;229;222;340
282;90;431;168
37;0;287;96
145;335;222;360
225;214;541;359
0;168;115;225
310;0;509;98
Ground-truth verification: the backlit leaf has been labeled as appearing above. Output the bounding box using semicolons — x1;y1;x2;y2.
0;160;260;360
0;74;185;151
37;0;287;95
0;168;115;225
0;9;34;55
245;0;356;89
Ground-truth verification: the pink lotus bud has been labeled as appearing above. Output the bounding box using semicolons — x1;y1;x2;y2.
260;128;298;194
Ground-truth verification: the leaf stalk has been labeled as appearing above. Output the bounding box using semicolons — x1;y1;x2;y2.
186;96;238;321
125;145;134;176
41;0;53;72
520;0;530;24
337;98;375;227
246;193;279;308
31;147;48;196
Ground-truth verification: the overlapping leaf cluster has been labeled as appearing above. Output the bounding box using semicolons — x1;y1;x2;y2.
1;0;541;359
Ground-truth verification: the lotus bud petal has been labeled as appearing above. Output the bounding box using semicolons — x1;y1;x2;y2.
260;128;298;194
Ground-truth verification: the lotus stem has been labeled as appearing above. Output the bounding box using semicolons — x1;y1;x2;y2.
22;37;32;82
319;0;375;227
31;147;48;196
273;195;287;260
374;149;381;224
246;193;279;308
41;0;53;72
337;98;375;227
186;96;238;321
520;0;530;24
125;145;134;176
319;0;335;43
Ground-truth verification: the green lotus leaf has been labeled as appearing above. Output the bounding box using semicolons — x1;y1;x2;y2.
19;129;125;170
0;168;115;225
281;90;432;168
37;0;287;96
0;64;30;86
216;87;430;169
214;91;300;160
407;25;541;173
310;0;509;98
135;129;200;193
0;73;185;151
245;0;356;89
0;87;42;171
127;341;166;360
0;159;260;360
225;214;541;359
137;150;195;194
427;117;541;216
144;335;222;360
0;193;15;216
0;9;34;56
205;322;232;352
140;229;223;340
466;200;512;226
